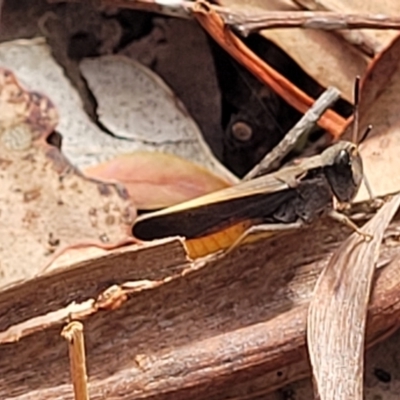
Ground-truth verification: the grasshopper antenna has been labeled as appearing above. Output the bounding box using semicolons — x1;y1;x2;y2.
361;126;374;201
353;77;374;200
358;124;372;145
352;75;360;144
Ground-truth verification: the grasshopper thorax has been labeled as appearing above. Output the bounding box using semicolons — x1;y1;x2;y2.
321;141;363;203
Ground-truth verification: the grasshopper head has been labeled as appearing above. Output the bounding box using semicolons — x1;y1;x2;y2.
322;141;363;203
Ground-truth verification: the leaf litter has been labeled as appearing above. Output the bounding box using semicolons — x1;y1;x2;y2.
220;0;368;102
307;33;400;400
1;1;400;400
220;0;400;102
0;38;236;183
0;67;136;287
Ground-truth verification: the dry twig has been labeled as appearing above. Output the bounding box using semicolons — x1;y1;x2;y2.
244;86;340;180
61;322;89;400
95;0;400;36
219;10;400;37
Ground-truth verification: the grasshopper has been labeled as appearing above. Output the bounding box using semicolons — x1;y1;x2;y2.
132;79;372;254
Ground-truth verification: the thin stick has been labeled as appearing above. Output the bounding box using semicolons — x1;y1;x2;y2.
352;80;375;202
214;9;400;37
244;87;341;180
61;321;89;400
99;0;400;34
358;124;375;201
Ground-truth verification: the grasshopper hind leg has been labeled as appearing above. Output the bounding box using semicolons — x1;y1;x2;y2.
328;209;373;241
224;222;303;256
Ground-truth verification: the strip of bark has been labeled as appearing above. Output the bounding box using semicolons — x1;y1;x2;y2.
1;214;400;399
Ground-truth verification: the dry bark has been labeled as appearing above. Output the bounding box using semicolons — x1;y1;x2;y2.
1;212;400;399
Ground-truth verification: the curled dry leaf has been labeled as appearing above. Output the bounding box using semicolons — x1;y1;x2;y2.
352;34;400;203
307;195;400;400
84;151;231;210
0;67;136;287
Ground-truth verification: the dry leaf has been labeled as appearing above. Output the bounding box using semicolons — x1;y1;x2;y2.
307;195;400;400
84;151;231;210
0;67;136;287
352;34;400;203
79;55;238;183
121;17;224;159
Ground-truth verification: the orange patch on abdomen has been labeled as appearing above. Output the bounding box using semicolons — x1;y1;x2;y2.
184;220;253;258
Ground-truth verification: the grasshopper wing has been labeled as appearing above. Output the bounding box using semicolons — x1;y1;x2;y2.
132;172;296;240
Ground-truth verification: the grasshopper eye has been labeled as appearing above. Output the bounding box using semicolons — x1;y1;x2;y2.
334;149;351;169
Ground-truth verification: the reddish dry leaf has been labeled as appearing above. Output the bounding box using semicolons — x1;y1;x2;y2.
84;151;231;210
307;195;400;400
351;34;400;203
0;68;136;286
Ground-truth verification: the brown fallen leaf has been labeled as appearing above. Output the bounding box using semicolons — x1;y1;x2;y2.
351;34;400;203
0;67;136;286
307;195;400;400
84;151;231;210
